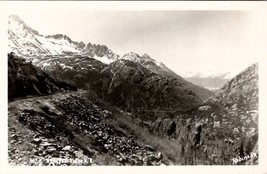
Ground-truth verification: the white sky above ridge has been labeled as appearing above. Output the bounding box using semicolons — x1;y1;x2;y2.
11;10;264;74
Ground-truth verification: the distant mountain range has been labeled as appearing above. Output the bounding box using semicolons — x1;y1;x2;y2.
8;15;213;112
8;14;233;90
177;70;243;90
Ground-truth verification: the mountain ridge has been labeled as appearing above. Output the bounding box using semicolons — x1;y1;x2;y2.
8;15;214;102
8;14;119;64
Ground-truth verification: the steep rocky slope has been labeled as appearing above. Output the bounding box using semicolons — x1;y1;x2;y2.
121;52;213;100
149;63;258;165
92;59;203;120
8;53;76;100
35;55;107;89
8;92;165;166
37;56;207;121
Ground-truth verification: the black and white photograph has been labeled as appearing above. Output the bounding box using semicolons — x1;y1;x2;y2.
1;1;267;173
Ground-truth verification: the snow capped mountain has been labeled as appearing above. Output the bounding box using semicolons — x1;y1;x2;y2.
178;70;237;80
176;70;240;90
122;52;152;62
119;52;213;100
8;15;80;57
8;15;119;64
121;52;170;73
8;14;234;92
176;67;250;90
83;42;119;64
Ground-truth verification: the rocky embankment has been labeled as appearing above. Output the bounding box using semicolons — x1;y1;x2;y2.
8;91;164;166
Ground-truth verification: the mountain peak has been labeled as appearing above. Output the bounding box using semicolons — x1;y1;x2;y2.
45;34;78;45
122;52;156;63
8;14;40;36
142;53;157;62
8;15;119;62
142;53;151;59
8;14;21;22
122;52;140;59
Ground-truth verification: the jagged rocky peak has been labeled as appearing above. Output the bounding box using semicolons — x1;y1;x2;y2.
8;14;22;24
84;42;108;55
8;15;119;62
9;14;26;26
45;34;78;45
122;52;157;64
122;52;142;61
85;42;111;52
45;34;69;40
122;52;170;73
83;42;119;62
8;14;40;36
77;41;86;49
141;53;155;61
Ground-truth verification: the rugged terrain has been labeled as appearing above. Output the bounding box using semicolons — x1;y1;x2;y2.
8;91;167;166
178;70;239;90
8;58;258;165
8;15;213;103
149;63;258;165
7;14;258;166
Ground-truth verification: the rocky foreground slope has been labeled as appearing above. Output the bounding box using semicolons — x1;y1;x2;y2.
8;91;166;166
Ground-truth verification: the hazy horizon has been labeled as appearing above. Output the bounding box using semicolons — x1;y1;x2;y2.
11;11;262;75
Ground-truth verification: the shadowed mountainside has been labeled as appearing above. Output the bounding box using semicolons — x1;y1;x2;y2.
8;53;77;100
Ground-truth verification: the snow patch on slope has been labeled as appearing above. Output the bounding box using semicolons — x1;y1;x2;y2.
93;55;115;64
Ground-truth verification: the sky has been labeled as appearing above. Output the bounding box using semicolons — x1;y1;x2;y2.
12;10;265;74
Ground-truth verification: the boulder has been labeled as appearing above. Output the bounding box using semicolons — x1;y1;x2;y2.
62;145;72;151
46;146;57;153
32;138;42;144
